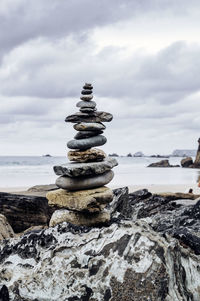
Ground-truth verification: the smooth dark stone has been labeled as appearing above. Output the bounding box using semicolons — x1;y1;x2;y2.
74;130;103;139
83;84;93;90
56;170;114;191
54;157;118;177
67;135;107;150
65;111;113;123
74;122;105;131
80;95;93;101
81;90;93;95
80;108;96;113
76;100;96;108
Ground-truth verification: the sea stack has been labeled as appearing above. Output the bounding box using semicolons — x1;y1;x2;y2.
194;138;200;167
47;83;118;226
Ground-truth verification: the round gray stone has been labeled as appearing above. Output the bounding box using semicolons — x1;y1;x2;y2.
53;157;118;177
56;170;114;191
80;95;93;101
67;135;107;150
83;84;93;90
74;131;103;139
76;100;96;108
74;122;106;131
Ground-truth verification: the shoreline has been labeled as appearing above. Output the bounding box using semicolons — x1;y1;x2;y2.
0;183;199;194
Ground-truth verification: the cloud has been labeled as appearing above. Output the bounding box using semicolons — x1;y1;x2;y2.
0;0;200;155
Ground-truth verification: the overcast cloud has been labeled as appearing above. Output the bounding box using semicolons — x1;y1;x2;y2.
0;0;200;155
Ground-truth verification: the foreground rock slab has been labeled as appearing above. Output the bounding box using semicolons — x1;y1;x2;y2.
0;219;200;300
50;209;110;227
46;187;113;212
0;192;53;233
54;157;118;177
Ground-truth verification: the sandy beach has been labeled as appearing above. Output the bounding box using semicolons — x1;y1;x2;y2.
1;183;199;195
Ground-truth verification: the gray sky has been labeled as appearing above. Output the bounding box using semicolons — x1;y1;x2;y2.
1;0;200;156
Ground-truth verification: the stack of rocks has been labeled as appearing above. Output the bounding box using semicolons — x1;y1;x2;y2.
47;83;118;227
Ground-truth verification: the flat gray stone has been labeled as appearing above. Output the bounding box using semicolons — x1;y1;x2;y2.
74;130;103;139
67;135;107;150
74;122;105;131
53;157;118;177
76;100;96;108
65;111;113;123
56;170;114;191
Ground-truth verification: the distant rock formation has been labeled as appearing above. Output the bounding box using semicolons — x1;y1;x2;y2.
171;149;196;157
181;138;200;168
108;153;119;157
181;157;194;168
133;151;144;157
148;159;180;168
194;138;200;167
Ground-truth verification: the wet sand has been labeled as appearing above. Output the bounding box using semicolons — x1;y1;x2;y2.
0;183;199;194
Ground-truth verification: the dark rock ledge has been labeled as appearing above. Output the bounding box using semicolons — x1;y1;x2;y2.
0;187;200;300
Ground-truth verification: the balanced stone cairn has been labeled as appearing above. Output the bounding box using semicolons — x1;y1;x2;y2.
47;83;118;227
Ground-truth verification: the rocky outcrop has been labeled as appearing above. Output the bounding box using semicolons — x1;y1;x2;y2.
1;188;200;300
181;138;200;168
0;215;15;241
0;192;54;233
181;157;194;168
194;138;200;167
148;159;180;167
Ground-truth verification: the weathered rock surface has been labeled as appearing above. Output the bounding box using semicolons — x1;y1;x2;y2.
68;148;106;162
74;130;103;140
1;214;200;300
54;157;118;177
181;156;194;168
148;159;180;167
28;184;58;193
50;209;110;227
67;134;107;150
65;111;113;123
46;187;113;212
0;285;9;301
0;215;15;241
74;122;105;131
76;100;96;108
0;192;54;233
56;170;114;191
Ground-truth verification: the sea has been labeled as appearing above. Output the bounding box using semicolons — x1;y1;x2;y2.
0;156;200;188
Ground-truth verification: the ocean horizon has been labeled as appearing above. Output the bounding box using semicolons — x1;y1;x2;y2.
0;155;199;188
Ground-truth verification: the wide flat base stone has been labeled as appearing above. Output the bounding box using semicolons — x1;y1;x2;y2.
46;187;113;213
54;157;118;177
49;209;110;227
